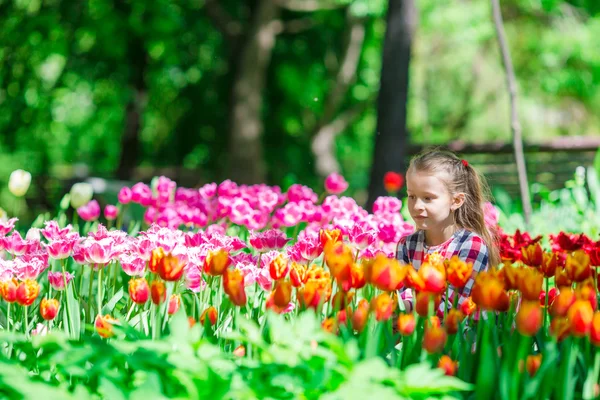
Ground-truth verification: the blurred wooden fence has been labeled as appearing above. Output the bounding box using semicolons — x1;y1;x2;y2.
408;136;600;199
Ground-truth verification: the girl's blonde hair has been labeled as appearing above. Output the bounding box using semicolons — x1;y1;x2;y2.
408;148;500;268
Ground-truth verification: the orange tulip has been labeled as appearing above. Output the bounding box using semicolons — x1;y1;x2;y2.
397;313;416;336
16;279;40;306
200;306;218;326
555;267;573;289
223;268;247;306
40;298;59;321
204;249;231;276
365;254;405;292
151;280;166;305
517;268;543;301
471;271;509;311
415;291;442;317
550;317;570;342
423;317;447;354
526;354;542;377
306;264;330;281
591;312;600;346
566;250;591;282
298;278;331;310
371;292;395;321
149;247;165;273
419;262;446;294
272;280;292;308
128;278;150;305
352;299;370;332
550;288;576;317
438;355;458;376
290;262;308;287
516;301;542;336
95;314;118;338
331;291;352;311
319;228;342;249
541;252;558;278
0;278;18;303
324;242;354;291
157;253;186;281
168;294;181;315
350;263;366;289
445;309;465;335
269;253;290;281
499;263;519;291
446;256;473;289
459;297;477;316
521;243;543;268
233;345;245;357
567;300;594;336
322;317;337;334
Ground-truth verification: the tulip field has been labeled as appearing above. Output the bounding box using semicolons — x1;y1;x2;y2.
1;173;600;399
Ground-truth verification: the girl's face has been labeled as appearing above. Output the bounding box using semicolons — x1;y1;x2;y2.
406;169;462;232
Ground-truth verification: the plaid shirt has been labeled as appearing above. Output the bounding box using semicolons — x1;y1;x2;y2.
396;228;489;315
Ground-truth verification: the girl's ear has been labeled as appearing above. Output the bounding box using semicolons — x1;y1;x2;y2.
451;193;466;211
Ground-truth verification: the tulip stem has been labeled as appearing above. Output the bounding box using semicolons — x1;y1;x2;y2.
543;277;549;334
61;260;73;338
23;305;28;338
6;302;10;332
88;268;95;323
97;268;103;316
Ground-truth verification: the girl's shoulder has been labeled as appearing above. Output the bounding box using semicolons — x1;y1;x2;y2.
398;230;423;247
454;229;488;252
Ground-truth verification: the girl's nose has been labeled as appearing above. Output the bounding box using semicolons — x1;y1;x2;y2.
413;199;425;210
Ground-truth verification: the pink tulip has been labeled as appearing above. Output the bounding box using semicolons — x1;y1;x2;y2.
0;217;18;236
118;187;133;204
48;271;74;290
131;183;153;206
199;183;217;200
40;221;73;241
85;238;117;265
373;197;403;215
295;235;324;261
217;180;239;197
119;254;146;276
348;222;378;250
249;229;291;252
46;239;77;259
104;205;119;221
286;184;318;203
1;231;33;256
324;172;348;195
77;200;101;222
184;266;206;293
13;257;47;280
484;202;499;228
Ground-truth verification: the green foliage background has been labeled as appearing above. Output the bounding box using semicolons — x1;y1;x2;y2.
0;0;599;218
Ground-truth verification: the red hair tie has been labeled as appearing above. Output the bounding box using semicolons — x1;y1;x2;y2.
461;159;469;167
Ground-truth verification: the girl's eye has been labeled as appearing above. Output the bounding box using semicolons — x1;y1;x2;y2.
408;195;415;200
425;197;431;201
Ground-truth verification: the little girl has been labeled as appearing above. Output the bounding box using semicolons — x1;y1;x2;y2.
396;149;500;313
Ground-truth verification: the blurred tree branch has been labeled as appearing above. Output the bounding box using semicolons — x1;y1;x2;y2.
275;0;348;12
204;0;244;41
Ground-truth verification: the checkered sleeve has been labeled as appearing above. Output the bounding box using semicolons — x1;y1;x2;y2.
396;235;414;312
457;235;489;300
436;233;489;316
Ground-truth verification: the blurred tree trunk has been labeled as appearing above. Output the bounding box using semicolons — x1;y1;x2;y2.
227;0;280;184
365;0;416;211
116;36;146;180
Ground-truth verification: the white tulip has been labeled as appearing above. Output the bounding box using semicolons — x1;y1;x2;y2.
70;182;93;209
8;169;32;197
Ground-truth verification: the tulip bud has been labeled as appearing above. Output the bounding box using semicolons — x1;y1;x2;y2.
168;294;181;315
8;169;31;197
444;309;465;335
223;268;247;307
0;278;18;303
272;280;292;308
157;253;186;281
129;278;149;305
438;355;457;376
551;288;576;317
397;313;416;336
204;249;231;276
351;299;369;332
423;318;447;354
591;312;600;346
149;247;165;274
567;300;594;337
95;314;118;338
233;345;246;357
459;297;477;316
151;280;166;305
415;291;441;317
516;301;542;336
526;354;542;377
104;205;119;221
446;256;473;289
16;279;40;306
40;298;60;321
70;182;94;209
371;293;395;321
200;306;218;326
269;254;290;281
383;171;404;193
